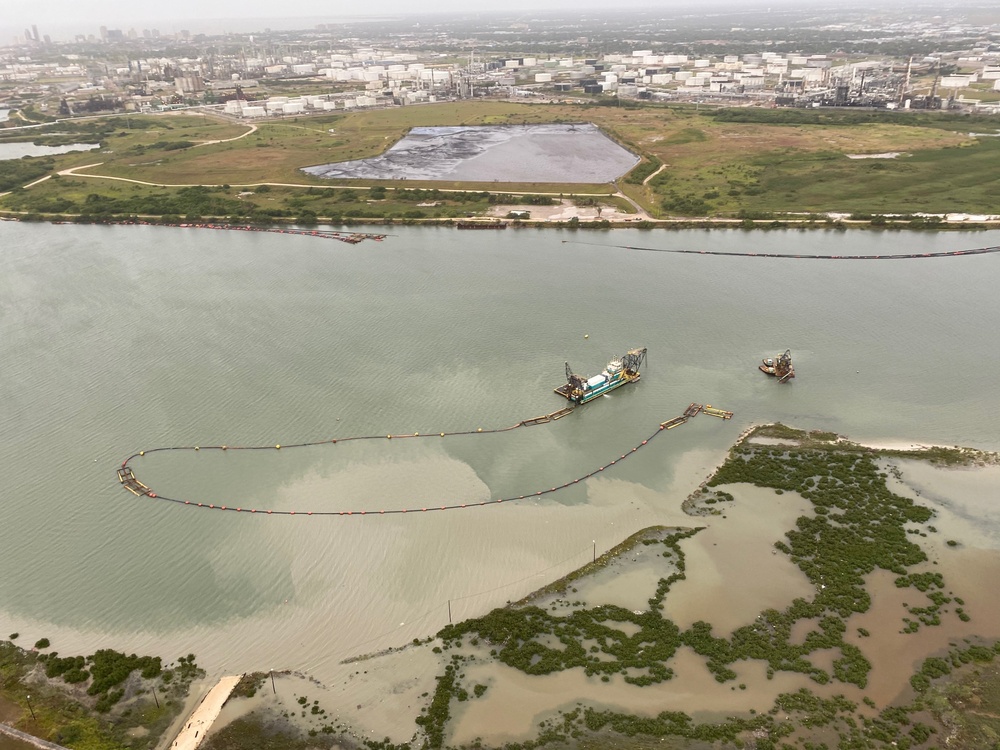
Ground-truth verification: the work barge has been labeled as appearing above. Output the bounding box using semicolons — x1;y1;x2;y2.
760;349;795;383
660;403;734;429
555;348;648;404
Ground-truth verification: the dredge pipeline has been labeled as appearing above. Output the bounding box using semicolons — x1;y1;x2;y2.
116;402;730;517
49;219;389;245
565;240;1000;261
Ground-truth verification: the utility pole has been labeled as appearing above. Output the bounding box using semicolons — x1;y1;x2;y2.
269;669;276;694
25;695;36;722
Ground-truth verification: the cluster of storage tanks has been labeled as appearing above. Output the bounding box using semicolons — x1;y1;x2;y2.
222;88;436;118
506;50;844;97
223;94;376;118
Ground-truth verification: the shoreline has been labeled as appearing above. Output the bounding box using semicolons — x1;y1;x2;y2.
3;212;1000;232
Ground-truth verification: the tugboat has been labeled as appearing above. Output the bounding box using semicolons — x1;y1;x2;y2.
555;348;647;404
760;349;795;383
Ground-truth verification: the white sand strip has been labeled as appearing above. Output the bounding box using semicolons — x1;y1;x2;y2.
170;674;243;750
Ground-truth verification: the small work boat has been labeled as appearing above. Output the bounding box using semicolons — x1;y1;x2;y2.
759;349;794;382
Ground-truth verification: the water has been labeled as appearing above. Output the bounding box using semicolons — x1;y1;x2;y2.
303;124;638;182
1;222;999;688
0;142;98;160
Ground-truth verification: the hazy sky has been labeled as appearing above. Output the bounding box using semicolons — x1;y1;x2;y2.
7;0;617;40
4;0;967;43
4;0;815;41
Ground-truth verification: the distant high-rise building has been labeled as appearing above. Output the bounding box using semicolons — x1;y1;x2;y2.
32;25;39;41
100;25;108;41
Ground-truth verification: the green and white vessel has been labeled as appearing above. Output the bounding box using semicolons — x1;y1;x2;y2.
555;348;647;404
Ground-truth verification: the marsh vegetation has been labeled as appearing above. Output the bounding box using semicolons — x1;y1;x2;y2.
397;425;999;749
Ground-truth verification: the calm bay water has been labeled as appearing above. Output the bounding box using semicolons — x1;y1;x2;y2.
0;142;98;160
1;222;998;683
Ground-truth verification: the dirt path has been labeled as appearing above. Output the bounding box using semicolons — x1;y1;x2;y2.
192;123;257;147
642;164;667;185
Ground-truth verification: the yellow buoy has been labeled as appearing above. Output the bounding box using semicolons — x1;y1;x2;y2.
194;446;199;451
275;444;281;449
584;334;589;339
139;451;144;456
477;428;483;432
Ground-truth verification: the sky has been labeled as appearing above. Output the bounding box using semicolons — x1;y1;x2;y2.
3;0;837;42
8;0;604;40
3;0;974;44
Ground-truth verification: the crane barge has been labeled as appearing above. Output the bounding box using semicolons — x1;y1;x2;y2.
760;349;795;383
555;348;647;404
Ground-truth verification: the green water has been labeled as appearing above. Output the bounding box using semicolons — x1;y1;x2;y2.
1;221;998;680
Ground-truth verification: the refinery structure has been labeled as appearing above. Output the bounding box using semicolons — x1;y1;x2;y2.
3;9;1000;119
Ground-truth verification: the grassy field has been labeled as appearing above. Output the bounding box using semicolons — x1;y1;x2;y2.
2;101;1000;222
